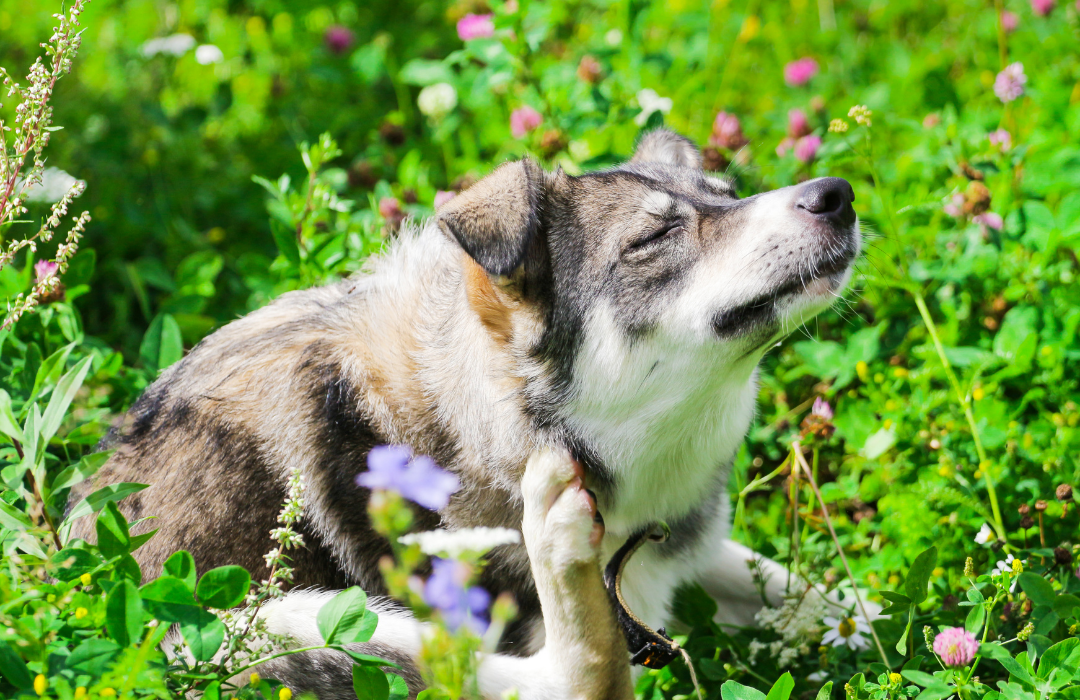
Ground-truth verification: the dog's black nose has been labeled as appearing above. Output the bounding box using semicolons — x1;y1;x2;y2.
794;177;856;226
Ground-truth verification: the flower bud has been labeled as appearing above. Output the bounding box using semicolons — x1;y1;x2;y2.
964;557;975;578
1017;621;1034;641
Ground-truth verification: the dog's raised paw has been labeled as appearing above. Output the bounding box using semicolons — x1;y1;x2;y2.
521;449;605;571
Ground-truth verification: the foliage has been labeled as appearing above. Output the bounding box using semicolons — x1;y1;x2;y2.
1;0;1080;697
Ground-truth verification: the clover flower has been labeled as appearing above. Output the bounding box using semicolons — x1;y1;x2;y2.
1031;0;1055;15
356;445;460;510
974;523;994;545
812;397;834;420
933;627;979;667
973;212;1003;231
994;63;1027;103
195;44;224;64
457;13;494;41
993;554;1020;590
1001;10;1019;31
324;26;355;55
784;57;819;86
511;106;543;137
634;89;673;127
988;128;1012;150
400;526;521;558
34;260;58;283
794;135;822;163
788;109;811;138
822;614;871;651
423;557;491;633
417;83;458;119
710;111;749;150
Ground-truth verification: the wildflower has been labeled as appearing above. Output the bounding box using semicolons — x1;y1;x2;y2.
828;119;849;133
279;688;293;700
23;167;83;203
710;112;749;150
784;57;819;86
417;83;458;119
356;445;460;510
1012;558;1023;575
423;557;491;633
457;13;495;41
794;135;822;163
1001;10;1019;31
1031;0;1054;15
34;260;58;283
511;106;543;137
933;627;979;667
788;109;811;138
988;129;1012;150
822;614;871;651
944;193;965;218
434;191;456;209
964;557;976;577
889;673;902;685
250;673;261;686
75;607;88;619
848;105;872;127
634;89;673;127
378;197;405;232
737;15;761;42
994;63;1026;103
100;689;116;697
195;44;224;64
141;33;196;57
323;26;355;55
577;55;603;84
923;625;936;654
74;688;86;700
994;554;1020;590
400;526;521;558
812;397;833;420
973;212;1004;231
1017;621;1035;642
801;397;835;439
34;674;47;695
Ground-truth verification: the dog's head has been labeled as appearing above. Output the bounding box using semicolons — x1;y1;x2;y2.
438;128;859;374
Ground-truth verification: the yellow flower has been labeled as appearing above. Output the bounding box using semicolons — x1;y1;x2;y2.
933;567;945;577
1012;558;1023;575
889;673;902;685
884;419;893;430
847;105;873;126
280;687;293;700
34;674;47;695
100;689;116;697
855;360;869;380
972;387;985;401
737;15;760;42
885;399;898;411
80;573;92;586
75;607;88;619
250;673;261;686
829;119;849;134
893;367;908;378
74;688;87;700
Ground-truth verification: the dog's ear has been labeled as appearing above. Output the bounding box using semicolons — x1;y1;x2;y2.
437;159;545;276
630;129;703;169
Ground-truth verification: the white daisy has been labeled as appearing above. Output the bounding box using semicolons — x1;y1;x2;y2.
974;523;994;545
821;614;871;651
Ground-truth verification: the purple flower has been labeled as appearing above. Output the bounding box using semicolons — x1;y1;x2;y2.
34;260;58;283
812;397;834;420
994;63;1027;103
1031;0;1054;15
794;135;821;163
457;13;494;41
988;129;1012;150
933;627;979;667
788;109;811;138
1001;10;1019;31
784;58;819;87
434;190;456;208
324;26;355;55
710;111;748;150
944;193;965;218
974;212;1004;230
776;137;794;157
356;445;460;510
423;558;491;633
510;106;542;138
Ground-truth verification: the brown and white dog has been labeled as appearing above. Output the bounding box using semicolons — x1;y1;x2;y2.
71;129;859;698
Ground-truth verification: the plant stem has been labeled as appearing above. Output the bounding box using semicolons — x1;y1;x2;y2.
792;441;891;670
912;293;1007;541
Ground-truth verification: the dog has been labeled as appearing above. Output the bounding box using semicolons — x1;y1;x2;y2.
71;128;859;698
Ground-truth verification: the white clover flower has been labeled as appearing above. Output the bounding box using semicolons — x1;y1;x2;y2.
23;167;83;203
417;83;458;119
994;554;1020;591
399;526;521;558
195;44;224;65
634;88;673;127
974;523;994;545
141;33;196;57
822;614;871;651
604;28;623;46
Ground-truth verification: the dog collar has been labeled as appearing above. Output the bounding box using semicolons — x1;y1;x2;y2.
602;522;682;669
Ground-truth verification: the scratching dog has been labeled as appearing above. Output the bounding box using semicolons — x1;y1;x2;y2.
71;129;860;698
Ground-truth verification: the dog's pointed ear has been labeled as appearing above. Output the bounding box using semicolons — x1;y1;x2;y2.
630;129;703;169
437;159;545;276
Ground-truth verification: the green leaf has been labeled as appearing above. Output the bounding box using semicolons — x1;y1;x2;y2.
0;390;24;442
1018;573;1056;607
139;313;184;372
965;602;986;633
1053;594;1080;618
353;664;390;700
196;565;251;609
318;587;379;645
765;672;795;700
164;550;198;590
905;546;938;605
1038;638;1080;679
29;342;76;404
61;482;148;540
672;582;718;627
914;684;955;700
269;218;301;267
95;500;131;559
105;579;144;647
0;499;33;531
861;428;896;460
40;355;93;444
51;547;102;581
180;608;226;662
140;575;198;621
721;680;768;700
129;528;158;552
50;450;112;493
814;682;834;700
336;648;401;669
880;591;911;616
67;638;122;675
397;58;454;86
0;639;33;688
387;673;409;700
902;671;941;688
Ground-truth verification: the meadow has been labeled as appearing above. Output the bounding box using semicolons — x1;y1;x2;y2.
0;0;1078;698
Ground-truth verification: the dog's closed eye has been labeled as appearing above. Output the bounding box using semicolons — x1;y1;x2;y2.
626;220;683;253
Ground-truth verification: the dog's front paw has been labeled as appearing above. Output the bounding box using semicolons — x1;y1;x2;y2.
521;448;605;574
